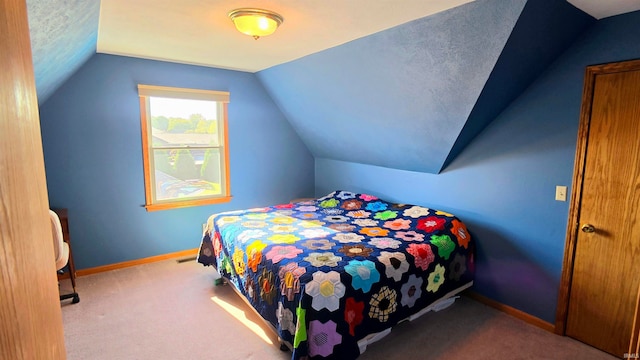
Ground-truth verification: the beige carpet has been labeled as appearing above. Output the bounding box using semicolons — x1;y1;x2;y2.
60;259;616;360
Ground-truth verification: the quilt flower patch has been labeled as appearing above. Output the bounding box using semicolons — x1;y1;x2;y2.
344;297;364;336
394;230;425;242
277;302;296;334
324;215;350;223
347;210;371;218
451;219;470;248
359;227;390;237
426;264;446;293
400;274;424;308
377;251;410;281
237;229;267;244
341;199;363;210
430;234;455;260
304;252;341;268
336;191;357;200
365;201;388;212
417;216;446;232
402;206;430;218
308;320;342;358
279;262;306;301
338;244;374;258
266;245;303;264
270;225;298;233
373;210;398;221
305;271;346;312
319;199;339;208
407;243;435;270
269;233;301;244
369;286;398;322
368;237;402;250
259;269;277;304
232;249;246;276
449;253;467;281
344;260;380;293
382;218;410;230
301;239;335;250
328;223;356;232
333;233;365;243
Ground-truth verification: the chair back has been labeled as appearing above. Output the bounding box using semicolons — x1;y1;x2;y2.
49;210;67;270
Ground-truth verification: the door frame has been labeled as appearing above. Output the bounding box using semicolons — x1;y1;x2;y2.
555;58;640;334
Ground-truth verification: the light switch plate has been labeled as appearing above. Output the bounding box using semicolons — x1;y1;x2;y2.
555;186;567;201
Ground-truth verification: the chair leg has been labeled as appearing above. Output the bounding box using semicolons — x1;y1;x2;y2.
60;292;79;303
58;264;80;304
67;247;78;293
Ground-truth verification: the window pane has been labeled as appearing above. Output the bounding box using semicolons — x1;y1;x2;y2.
149;97;219;147
138;85;231;211
153;148;223;201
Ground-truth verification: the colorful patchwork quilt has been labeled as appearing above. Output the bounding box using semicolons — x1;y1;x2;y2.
197;191;475;359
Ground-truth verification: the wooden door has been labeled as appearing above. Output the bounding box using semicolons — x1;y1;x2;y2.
0;0;66;358
558;60;640;357
630;285;640;357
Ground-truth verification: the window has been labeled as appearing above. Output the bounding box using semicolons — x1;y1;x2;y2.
138;85;231;211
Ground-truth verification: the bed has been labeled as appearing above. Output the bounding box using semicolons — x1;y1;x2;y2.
197;190;475;359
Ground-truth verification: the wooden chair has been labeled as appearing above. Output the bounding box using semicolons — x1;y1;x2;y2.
50;209;79;303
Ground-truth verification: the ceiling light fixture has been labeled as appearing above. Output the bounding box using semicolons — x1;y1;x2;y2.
228;8;284;40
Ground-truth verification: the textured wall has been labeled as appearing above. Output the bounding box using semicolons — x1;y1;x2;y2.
258;0;527;174
315;10;640;323
442;0;594;169
39;54;314;269
27;0;100;104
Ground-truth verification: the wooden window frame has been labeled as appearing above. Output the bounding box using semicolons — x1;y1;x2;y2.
138;85;231;211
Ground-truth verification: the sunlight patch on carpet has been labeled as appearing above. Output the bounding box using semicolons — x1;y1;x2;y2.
211;296;274;345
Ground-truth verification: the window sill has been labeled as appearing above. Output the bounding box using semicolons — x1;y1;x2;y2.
145;196;232;211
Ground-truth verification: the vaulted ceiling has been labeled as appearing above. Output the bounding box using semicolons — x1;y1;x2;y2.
26;0;640;173
257;0;595;172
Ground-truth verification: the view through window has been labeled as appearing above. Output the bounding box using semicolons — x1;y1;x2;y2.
138;85;230;211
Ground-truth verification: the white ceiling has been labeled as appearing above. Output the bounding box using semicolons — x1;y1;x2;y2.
97;0;640;73
567;0;640;19
97;0;475;72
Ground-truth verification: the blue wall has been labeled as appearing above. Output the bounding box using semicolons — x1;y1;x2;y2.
258;0;527;174
315;10;640;323
40;54;314;269
443;0;594;168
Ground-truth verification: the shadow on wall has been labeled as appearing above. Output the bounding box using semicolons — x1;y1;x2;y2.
442;63;584;175
465;220;560;322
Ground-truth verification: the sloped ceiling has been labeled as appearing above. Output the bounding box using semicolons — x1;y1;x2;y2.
259;0;526;173
27;0;99;103
26;0;638;106
441;0;595;170
258;0;595;173
27;0;475;105
26;0;636;172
